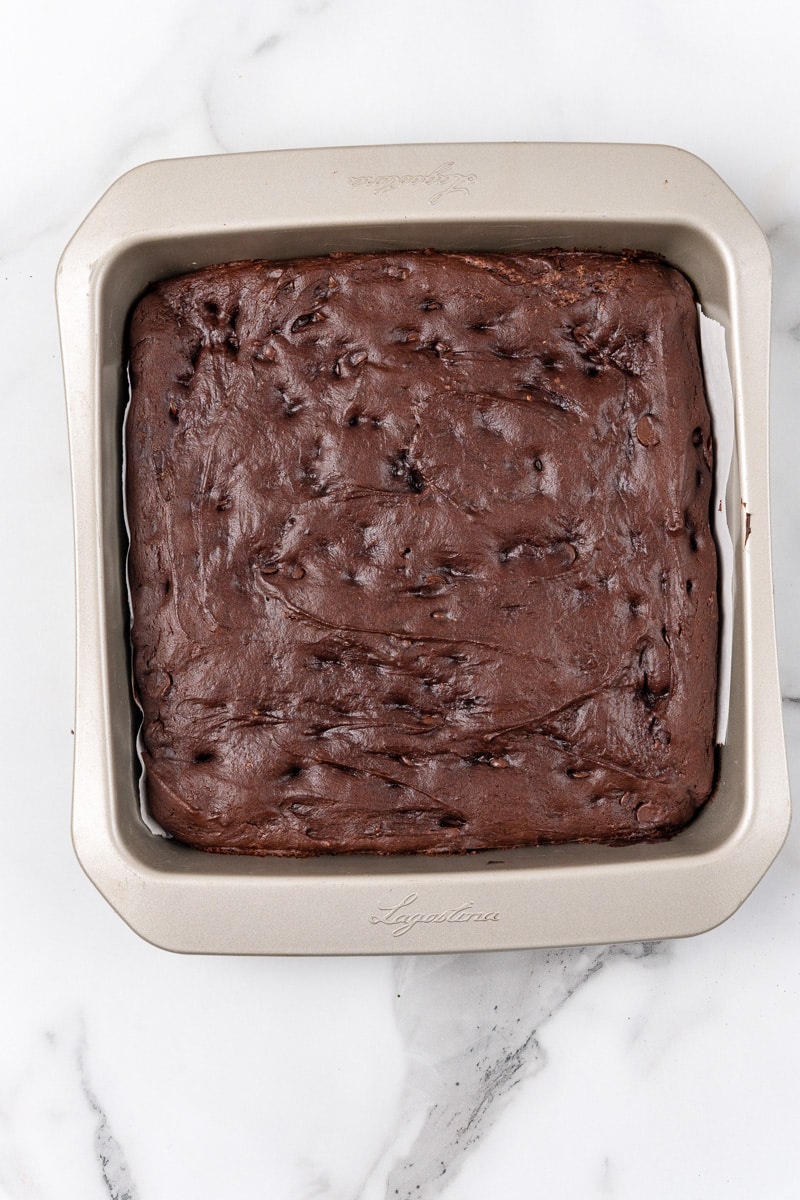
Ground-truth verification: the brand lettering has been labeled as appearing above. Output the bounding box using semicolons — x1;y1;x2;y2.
348;161;477;205
369;892;500;937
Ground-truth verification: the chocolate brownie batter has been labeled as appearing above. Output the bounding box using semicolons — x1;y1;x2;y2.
126;250;717;854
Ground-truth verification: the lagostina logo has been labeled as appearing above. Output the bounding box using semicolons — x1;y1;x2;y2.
347;161;477;205
369;892;500;938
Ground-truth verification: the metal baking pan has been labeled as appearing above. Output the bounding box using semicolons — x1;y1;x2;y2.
57;143;790;954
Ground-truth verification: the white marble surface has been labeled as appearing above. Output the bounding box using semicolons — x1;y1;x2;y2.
1;1;799;1196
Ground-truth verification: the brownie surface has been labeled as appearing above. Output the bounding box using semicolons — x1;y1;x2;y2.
126;250;717;854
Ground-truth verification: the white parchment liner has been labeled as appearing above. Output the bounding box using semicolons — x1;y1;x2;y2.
698;309;735;744
122;388;170;835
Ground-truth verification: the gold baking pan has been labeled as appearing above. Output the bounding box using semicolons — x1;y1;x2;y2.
57;143;789;953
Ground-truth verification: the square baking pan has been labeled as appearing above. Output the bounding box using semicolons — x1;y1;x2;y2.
57;143;790;954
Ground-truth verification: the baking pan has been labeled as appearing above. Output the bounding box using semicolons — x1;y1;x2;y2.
57;143;790;954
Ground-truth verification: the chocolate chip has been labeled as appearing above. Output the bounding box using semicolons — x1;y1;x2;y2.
439;813;467;828
291;311;323;332
390;449;425;493
636;415;660;447
552;541;578;569
146;669;172;698
635;803;664;824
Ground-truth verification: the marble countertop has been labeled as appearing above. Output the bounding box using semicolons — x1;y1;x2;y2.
2;1;798;1196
